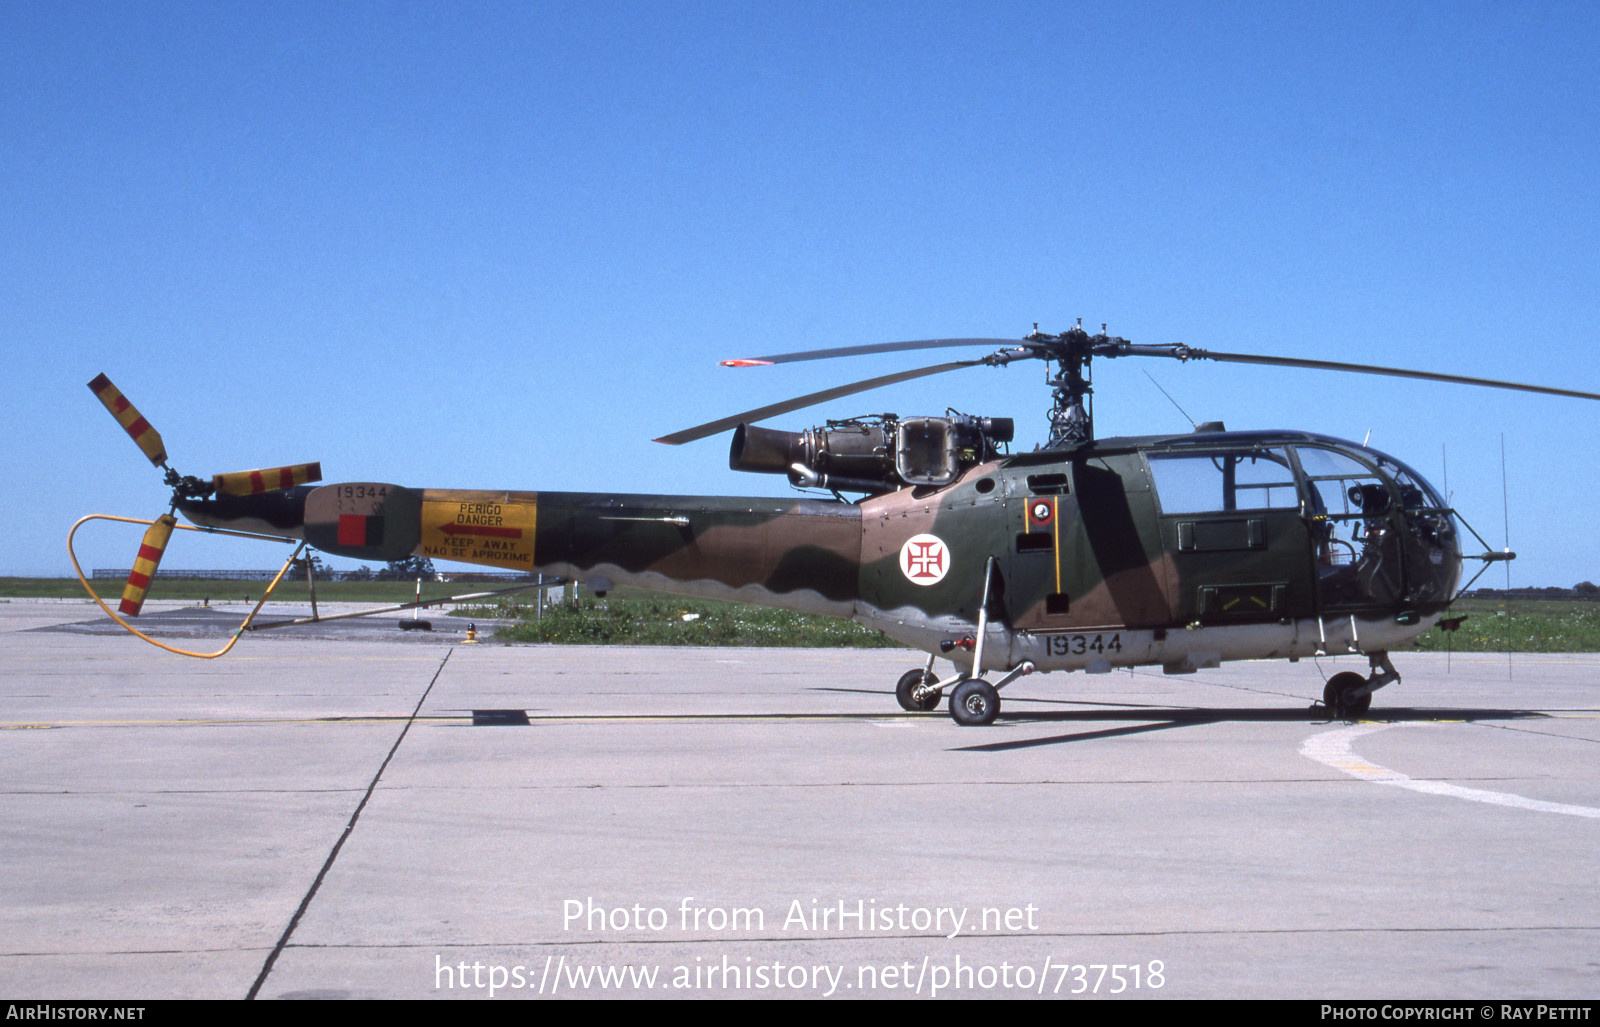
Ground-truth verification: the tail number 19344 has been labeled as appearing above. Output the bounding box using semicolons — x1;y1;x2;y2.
1046;633;1122;657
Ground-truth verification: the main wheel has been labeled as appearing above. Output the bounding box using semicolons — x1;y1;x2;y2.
1323;671;1372;717
895;669;940;711
949;678;1000;726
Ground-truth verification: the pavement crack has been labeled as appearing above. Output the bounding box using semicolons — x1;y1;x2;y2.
245;648;454;1000
1473;721;1600;745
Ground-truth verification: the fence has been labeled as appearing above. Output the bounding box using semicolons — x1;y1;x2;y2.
92;569;539;583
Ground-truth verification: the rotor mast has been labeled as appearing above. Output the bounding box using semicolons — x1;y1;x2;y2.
1032;322;1134;450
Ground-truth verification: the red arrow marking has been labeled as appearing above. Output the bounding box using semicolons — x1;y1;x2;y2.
437;523;523;539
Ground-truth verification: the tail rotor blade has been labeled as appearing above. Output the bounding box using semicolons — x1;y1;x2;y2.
212;462;323;496
87;374;168;467
119;514;176;617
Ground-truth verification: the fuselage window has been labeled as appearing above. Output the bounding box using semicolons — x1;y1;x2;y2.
1148;449;1298;515
1026;473;1070;495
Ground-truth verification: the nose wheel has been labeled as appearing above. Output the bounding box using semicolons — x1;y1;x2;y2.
1318;653;1399;718
1322;671;1373;717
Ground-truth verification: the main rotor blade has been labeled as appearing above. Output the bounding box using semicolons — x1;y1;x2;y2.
1185;349;1600;403
721;337;1022;367
655;360;981;445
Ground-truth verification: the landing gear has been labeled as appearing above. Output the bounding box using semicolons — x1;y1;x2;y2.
949;678;1000;726
895;668;941;711
1320;652;1399;718
895;655;1032;725
1322;671;1372;717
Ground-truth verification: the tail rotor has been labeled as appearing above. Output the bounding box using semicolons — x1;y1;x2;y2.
86;373;323;615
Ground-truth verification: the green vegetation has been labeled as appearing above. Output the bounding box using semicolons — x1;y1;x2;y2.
1411;599;1600;653
7;579;1600;651
0;578;98;599
491;594;1600;650
0;576;478;605
495;591;897;648
0;577;895;647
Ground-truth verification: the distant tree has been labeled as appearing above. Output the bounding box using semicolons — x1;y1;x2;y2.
342;564;375;582
378;556;438;581
1575;581;1599;595
288;554;338;582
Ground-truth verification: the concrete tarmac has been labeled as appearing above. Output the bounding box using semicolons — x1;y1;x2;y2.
3;599;1598;1000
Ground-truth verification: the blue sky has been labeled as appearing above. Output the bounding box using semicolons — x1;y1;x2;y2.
3;0;1598;586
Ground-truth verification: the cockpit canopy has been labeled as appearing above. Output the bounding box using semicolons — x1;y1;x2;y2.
1138;431;1461;607
1144;436;1448;519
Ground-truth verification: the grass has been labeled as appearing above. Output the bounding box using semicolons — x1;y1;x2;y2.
494;591;898;648
3;577;897;647
496;594;1600;651
7;578;1599;651
1411;599;1600;653
0;576;502;605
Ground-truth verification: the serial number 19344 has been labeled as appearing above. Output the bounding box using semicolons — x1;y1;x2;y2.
1045;633;1122;657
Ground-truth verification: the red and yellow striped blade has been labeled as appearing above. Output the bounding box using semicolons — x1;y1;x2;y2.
119;514;176;617
212;462;323;496
87;374;167;467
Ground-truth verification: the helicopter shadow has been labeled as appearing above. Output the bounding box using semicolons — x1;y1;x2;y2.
950;705;1552;753
814;685;1189;712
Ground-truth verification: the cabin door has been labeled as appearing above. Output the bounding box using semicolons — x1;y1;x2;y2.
1146;447;1317;625
1006;455;1172;631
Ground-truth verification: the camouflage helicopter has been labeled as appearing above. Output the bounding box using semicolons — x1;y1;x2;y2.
76;326;1600;725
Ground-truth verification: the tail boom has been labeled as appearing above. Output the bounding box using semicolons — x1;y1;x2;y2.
178;483;864;617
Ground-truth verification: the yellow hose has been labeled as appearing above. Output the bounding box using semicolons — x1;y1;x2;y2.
67;513;305;658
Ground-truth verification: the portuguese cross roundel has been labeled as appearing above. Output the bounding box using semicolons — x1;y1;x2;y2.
899;533;950;586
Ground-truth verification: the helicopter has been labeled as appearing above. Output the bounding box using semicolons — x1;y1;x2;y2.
74;325;1600;726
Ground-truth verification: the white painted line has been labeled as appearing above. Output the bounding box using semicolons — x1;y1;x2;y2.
1301;723;1600;819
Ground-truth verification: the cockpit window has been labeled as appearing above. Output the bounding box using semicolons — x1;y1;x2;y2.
1373;454;1447;510
1295;447;1374;480
1148;449;1298;514
1292;447;1383;517
1292;441;1458;607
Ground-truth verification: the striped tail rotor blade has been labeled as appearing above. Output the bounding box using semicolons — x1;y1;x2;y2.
87;374;167;467
212;462;323;496
119;514;176;617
